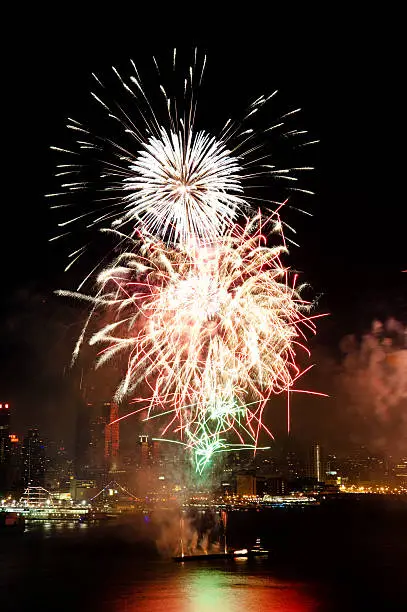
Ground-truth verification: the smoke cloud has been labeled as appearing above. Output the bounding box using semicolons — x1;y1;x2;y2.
336;318;407;455
154;507;221;557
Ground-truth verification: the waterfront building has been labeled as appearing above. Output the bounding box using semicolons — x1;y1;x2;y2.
236;473;256;496
394;458;407;486
22;428;46;487
70;478;98;502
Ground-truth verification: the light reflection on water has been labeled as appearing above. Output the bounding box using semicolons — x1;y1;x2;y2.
110;561;317;612
25;521;88;536
5;505;405;612
8;523;318;610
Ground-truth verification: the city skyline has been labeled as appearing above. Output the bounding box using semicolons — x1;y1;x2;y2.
2;396;406;496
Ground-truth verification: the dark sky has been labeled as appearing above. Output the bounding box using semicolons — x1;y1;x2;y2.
1;13;405;450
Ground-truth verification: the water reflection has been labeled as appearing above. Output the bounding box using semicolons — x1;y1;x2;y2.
24;521;88;536
114;561;318;612
2;501;404;611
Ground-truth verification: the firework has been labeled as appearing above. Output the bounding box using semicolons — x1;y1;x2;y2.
59;213;320;460
52;51;321;472
121;128;245;246
169;395;272;475
49;51;317;254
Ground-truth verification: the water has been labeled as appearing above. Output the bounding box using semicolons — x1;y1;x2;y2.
1;496;406;611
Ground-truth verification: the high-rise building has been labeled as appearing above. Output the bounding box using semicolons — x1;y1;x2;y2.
104;401;120;470
139;434;149;466
89;413;108;470
45;441;73;491
75;400;92;478
257;475;286;496
22;428;46;487
75;398;121;480
0;402;11;462
152;439;161;464
8;433;23;492
0;403;11;492
309;442;323;482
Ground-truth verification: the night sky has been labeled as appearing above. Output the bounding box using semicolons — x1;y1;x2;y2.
1;14;405;452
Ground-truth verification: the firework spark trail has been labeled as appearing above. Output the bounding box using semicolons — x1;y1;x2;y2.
49;51;317;255
52;51;321;472
152;396;273;475
59;213;321;461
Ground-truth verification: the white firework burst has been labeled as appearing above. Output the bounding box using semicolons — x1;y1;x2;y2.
49;50;317;259
119;128;244;245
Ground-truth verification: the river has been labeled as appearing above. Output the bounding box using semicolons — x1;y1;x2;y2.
1;496;406;611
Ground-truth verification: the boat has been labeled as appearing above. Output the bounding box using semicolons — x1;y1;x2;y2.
249;537;269;556
173;551;235;562
173;538;269;562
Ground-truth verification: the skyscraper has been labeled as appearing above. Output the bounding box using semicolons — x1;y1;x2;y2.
152;439;161;464
139;434;149;466
0;402;11;462
104;401;120;470
309;442;323;482
22;429;46;487
8;434;23;492
75;398;121;482
0;403;11;492
89;411;108;471
75;400;92;478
